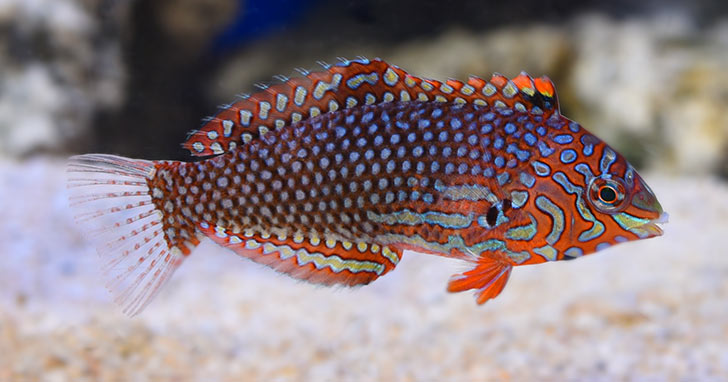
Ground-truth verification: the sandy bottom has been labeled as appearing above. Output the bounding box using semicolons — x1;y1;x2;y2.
1;158;726;381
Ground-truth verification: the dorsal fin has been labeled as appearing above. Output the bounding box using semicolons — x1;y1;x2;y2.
183;58;561;156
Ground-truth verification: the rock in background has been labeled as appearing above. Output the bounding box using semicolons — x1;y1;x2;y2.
567;15;728;176
0;0;128;157
91;0;238;160
0;0;238;158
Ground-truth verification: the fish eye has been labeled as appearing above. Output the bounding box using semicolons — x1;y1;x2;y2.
598;185;618;204
588;176;627;213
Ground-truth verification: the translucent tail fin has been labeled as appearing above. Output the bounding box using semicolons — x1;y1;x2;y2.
67;154;186;316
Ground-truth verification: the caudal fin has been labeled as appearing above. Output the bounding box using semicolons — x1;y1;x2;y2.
67;154;188;316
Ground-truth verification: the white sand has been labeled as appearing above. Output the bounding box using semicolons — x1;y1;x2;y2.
1;158;726;381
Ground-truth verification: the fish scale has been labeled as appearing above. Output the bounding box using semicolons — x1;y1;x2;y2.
67;58;666;315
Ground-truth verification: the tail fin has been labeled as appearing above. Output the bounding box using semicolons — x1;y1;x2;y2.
67;154;188;316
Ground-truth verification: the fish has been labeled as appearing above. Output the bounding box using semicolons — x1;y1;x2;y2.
67;58;667;315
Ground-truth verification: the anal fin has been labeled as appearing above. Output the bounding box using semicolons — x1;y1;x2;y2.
199;223;402;287
447;256;512;304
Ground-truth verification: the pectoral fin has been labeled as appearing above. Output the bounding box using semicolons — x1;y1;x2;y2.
447;256;512;304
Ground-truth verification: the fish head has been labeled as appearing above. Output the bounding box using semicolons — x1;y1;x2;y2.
521;124;667;260
578;141;667;243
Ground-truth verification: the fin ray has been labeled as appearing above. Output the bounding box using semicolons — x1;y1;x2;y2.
67;154;192;316
447;256;512;304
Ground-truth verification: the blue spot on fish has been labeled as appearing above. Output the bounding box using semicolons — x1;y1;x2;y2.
532;161;551;176
497;172;510;186
537;141;555;156
560;149;577;164
497;108;513;116
580;134;595;156
564;247;583;257
553;134;573;144
596;242;611;251
494;137;504;149
519;172;536;188
423;193;434;204
546;117;563;129
516;149;531;162
458;163;468;174
494;156;505;168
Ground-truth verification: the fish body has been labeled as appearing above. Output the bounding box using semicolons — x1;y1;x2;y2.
68;59;666;315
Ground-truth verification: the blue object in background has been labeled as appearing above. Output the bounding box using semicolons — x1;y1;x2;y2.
213;0;321;52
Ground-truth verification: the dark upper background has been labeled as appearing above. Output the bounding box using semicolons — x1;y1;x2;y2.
1;0;727;176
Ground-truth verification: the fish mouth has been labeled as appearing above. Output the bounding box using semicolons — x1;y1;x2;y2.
638;211;669;237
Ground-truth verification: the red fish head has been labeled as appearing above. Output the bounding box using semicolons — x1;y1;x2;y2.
582;147;667;242
532;129;667;259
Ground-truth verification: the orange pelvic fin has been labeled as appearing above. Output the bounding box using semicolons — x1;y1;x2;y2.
447;256;512;304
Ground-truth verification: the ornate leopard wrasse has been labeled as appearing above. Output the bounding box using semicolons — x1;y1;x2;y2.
67;58;667;315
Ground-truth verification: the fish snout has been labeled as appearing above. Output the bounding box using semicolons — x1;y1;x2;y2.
628;176;667;237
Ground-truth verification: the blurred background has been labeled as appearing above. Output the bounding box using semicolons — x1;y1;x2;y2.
1;0;727;380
